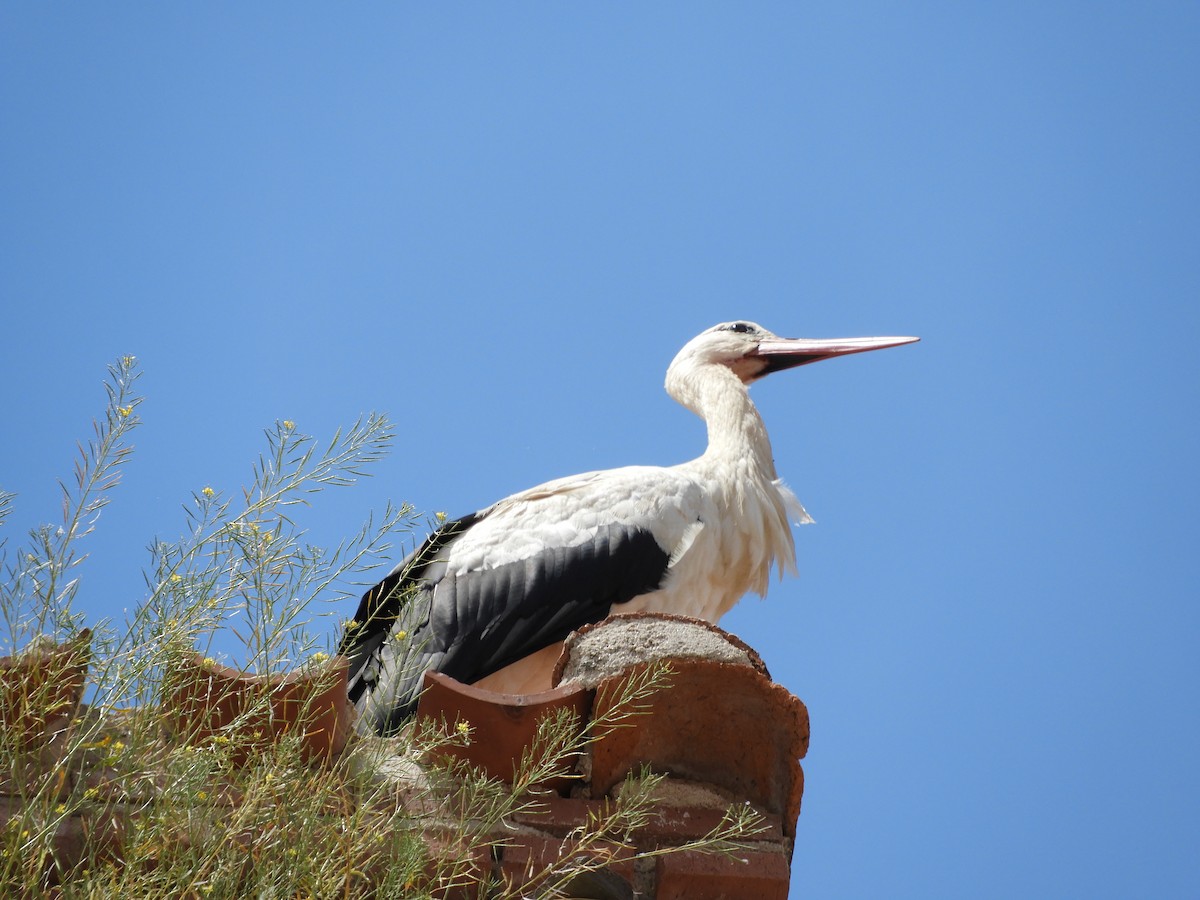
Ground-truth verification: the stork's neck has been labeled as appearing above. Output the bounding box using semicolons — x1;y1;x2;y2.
668;363;778;477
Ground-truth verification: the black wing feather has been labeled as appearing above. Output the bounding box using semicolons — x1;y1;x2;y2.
341;514;670;735
339;512;481;703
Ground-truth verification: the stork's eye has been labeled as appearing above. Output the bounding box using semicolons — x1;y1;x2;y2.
726;322;757;334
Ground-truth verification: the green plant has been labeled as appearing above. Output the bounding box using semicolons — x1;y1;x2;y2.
0;356;141;655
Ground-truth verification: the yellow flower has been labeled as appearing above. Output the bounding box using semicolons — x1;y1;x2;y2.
395;630;408;640
456;720;470;736
195;790;208;801
82;787;100;801
311;651;330;664
435;511;448;522
170;573;183;584
202;657;216;667
282;420;295;431
55;804;67;814
202;486;215;498
122;355;136;367
117;405;133;418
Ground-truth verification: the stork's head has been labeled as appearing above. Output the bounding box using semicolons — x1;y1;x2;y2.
667;320;919;390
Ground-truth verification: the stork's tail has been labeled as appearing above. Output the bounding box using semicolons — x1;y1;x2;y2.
773;478;814;526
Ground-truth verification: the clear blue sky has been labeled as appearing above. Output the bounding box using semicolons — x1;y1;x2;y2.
3;4;1197;897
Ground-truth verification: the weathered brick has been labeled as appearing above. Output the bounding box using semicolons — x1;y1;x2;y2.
656;847;791;900
589;658;808;838
508;793;611;837
496;831;635;896
416;671;590;791
639;804;785;846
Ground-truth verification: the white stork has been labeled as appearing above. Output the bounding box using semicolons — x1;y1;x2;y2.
341;321;917;734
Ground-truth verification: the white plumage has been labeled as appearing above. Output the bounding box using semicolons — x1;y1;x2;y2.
341;321;917;734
